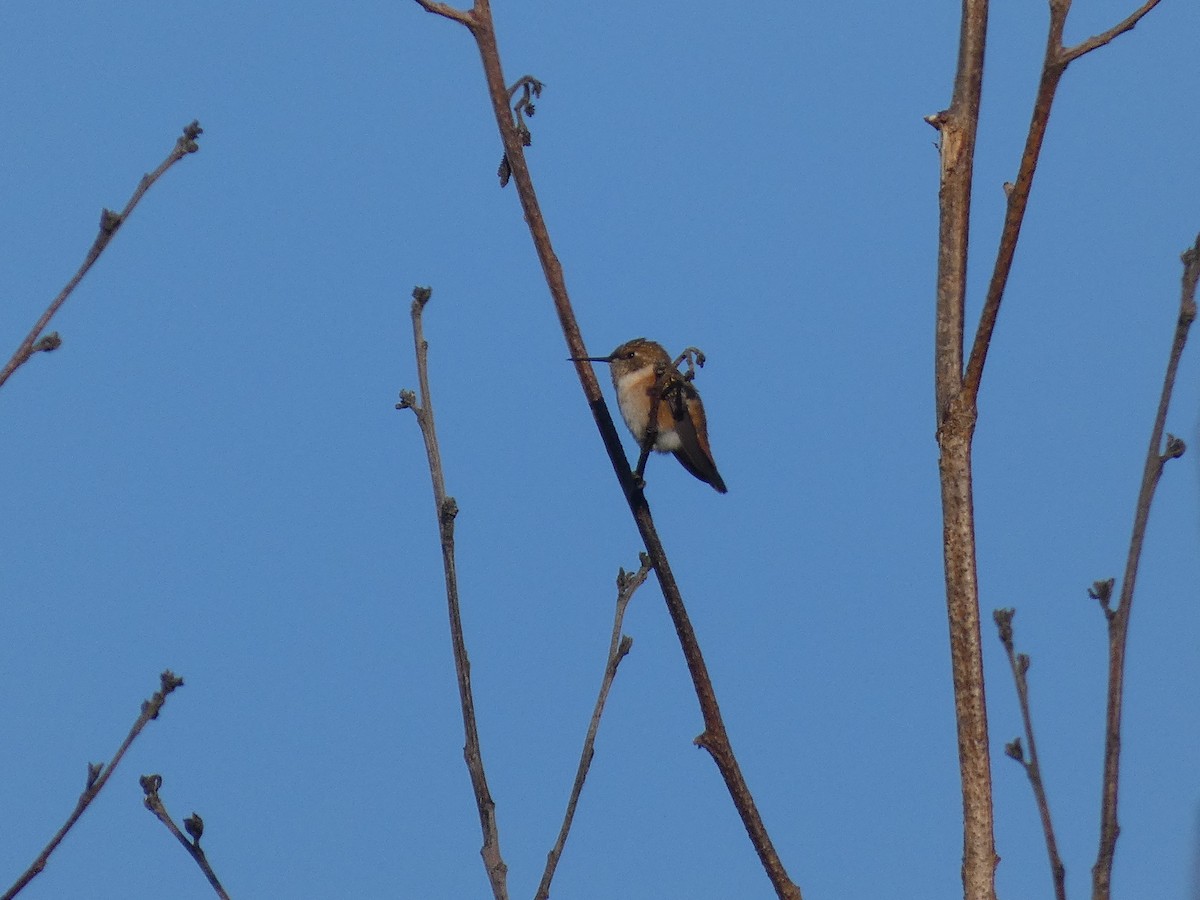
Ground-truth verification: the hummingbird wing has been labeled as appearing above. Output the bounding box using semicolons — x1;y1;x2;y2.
665;380;728;493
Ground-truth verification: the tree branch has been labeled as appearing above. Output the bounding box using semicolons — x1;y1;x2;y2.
397;286;508;900
412;5;801;897
1061;0;1162;65
0;121;203;392
2;671;184;900
934;4;1166;896
963;0;1165;403
1092;234;1198;900
411;0;476;29
535;555;650;900
140;777;230;900
994;609;1066;900
929;0;997;894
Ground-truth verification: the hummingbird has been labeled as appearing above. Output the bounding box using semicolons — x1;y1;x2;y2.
571;338;727;493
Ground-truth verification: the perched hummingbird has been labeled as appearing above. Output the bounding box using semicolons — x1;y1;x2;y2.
572;338;727;493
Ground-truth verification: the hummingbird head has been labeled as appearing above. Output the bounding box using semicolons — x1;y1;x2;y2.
570;338;671;379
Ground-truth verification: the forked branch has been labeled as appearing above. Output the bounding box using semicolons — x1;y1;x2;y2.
2;671;184;900
932;4;1165;897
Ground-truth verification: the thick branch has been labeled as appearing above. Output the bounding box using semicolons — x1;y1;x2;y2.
413;5;801;897
0;121;202;392
1092;235;1198;900
535;556;649;900
931;0;997;896
397;287;508;900
2;671;184;900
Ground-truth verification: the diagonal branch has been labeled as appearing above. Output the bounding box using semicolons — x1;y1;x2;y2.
1092;234;1199;900
994;609;1066;900
397;286;508;900
412;4;801;897
1061;0;1162;65
2;671;184;900
963;0;1165;403
140;777;230;900
0;121;203;392
535;555;650;900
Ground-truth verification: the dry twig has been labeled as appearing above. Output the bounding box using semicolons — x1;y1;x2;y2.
140;775;230;900
411;4;800;897
993;609;1066;900
535;555;650;900
2;671;184;900
1091;235;1198;900
397;286;508;899
0;121;203;391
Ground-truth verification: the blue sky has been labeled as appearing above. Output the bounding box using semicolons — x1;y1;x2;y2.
1;2;1197;898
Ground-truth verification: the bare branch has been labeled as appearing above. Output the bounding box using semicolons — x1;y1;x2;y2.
931;0;998;894
1093;234;1199;899
411;0;476;29
1061;0;1163;65
961;6;1068;404
397;286;508;900
140;777;230;900
2;671;184;900
535;555;651;900
0;121;203;391
993;609;1066;900
962;0;1166;402
411;4;802;897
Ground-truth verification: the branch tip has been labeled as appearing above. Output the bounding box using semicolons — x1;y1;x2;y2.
993;608;1015;648
177;120;203;154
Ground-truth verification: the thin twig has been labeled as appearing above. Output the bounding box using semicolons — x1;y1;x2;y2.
2;671;184;900
0;121;203;391
412;5;801;897
397;286;508;900
535;555;650;900
140;777;230;900
993;609;1066;900
1092;235;1198;900
1061;0;1162;64
411;0;476;28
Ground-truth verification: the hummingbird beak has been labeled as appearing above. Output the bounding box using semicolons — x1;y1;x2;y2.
568;354;613;363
